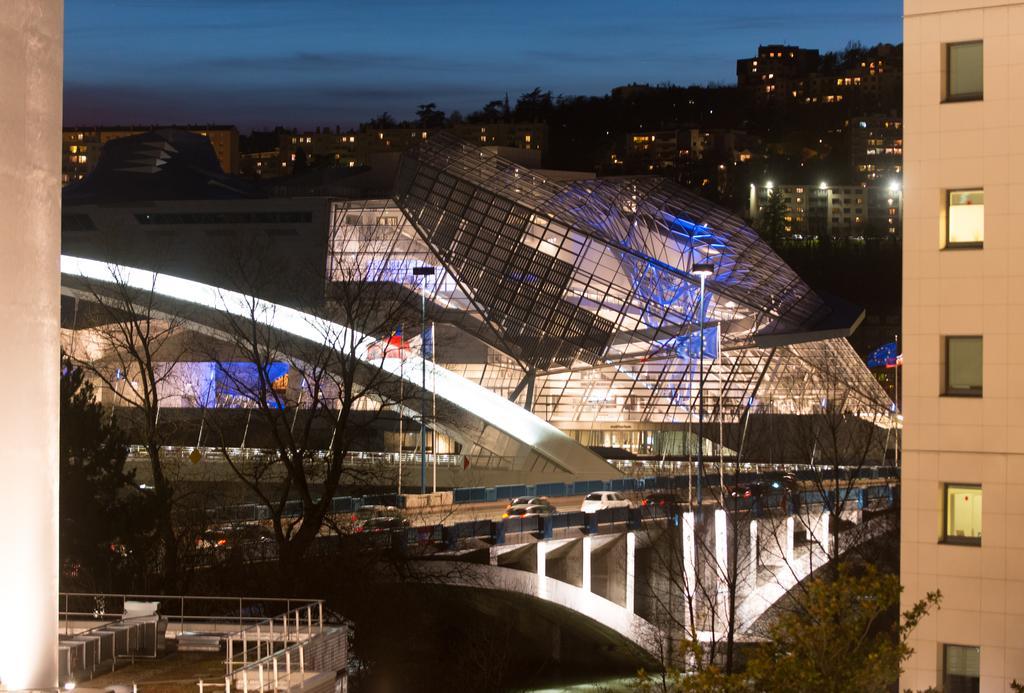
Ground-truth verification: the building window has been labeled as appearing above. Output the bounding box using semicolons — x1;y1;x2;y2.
943;644;980;692
943;485;982;545
947;190;984;247
944;336;983;396
947;41;983;101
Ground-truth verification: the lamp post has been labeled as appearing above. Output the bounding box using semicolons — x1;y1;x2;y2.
412;266;435;495
692;261;714;510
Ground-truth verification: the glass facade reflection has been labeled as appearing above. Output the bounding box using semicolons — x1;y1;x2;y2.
328;135;891;455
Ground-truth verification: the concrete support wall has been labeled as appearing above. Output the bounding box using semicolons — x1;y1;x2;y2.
581;535;591;593
592;535;627;608
0;3;62;690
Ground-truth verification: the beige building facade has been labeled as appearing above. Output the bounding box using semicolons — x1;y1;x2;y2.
903;1;1024;690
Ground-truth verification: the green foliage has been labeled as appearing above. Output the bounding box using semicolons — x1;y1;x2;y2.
636;642;750;692
747;564;941;693
60;353;155;590
636;565;941;693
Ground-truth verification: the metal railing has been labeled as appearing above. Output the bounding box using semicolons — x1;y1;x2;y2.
60;593;321;638
127;445;466;468
219;602;325;693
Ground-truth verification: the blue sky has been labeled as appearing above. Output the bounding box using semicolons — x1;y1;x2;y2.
64;0;903;131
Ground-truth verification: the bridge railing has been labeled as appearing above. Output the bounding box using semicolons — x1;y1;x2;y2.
203;465;899;525
424;483;898;548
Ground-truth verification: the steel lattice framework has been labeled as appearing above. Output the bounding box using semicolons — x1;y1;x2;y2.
327;134;891;445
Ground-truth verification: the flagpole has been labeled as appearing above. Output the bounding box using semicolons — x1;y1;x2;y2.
432;321;437;494
895;333;900;468
398;324;403;496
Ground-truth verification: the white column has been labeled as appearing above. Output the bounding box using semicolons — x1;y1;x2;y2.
537;541;548;600
581;535;592;593
0;3;62;690
625;531;636;614
748;519;758;588
819;511;830;559
714;508;729;628
682;511;696;599
785;515;795;566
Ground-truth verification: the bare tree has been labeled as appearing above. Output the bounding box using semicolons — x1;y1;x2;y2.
769;347;895;570
202;244;426;575
65;266;194;589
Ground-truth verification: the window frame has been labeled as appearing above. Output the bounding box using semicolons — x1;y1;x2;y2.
941;483;982;546
942;643;981;692
943;335;983;397
945;188;984;249
945;40;984;103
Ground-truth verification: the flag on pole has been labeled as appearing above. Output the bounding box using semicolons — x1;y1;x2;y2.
408;324;434;359
367;326;411;361
867;341;901;368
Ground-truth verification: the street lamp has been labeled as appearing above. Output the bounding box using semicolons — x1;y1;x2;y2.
692;261;714;510
412;265;435;495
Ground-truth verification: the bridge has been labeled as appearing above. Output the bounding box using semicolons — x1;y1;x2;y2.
60;254;621;485
377;481;899;664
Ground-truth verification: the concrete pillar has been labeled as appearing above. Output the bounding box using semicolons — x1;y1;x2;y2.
581;535;592;593
748;519;758;588
537;541;548;600
625;531;636;614
819;511;830;558
0;3;62;690
785;515;795;565
682;511;696;599
714;509;729;627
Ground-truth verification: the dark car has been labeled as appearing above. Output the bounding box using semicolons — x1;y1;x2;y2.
359;516;410;533
354;507;408;533
641;492;687;514
729;481;774;500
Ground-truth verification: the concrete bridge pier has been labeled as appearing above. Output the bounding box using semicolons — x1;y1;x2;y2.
757;513;796;569
590;533;636;611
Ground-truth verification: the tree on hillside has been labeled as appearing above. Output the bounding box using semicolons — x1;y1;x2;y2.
757;189;787;247
367;112;397;130
415;103;446;129
514;88;554;121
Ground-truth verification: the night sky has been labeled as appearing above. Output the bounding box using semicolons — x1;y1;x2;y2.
64;0;903;132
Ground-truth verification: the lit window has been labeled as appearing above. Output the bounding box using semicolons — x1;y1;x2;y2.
945;336;982;397
943;644;980;692
947;190;984;246
947;41;983;101
943;485;982;545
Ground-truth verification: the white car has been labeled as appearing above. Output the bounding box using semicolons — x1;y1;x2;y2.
581;491;632;513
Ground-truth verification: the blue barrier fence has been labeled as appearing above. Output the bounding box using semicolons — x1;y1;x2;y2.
210;467;899;524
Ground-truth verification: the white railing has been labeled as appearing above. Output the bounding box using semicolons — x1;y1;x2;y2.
60;593;321;638
220;602;325;693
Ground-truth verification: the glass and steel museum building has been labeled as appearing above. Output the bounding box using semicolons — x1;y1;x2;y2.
61;129;891;477
328;134;890;458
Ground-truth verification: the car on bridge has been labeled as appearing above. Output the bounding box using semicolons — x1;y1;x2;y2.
581;491;632;513
505;496;554;512
349;505;407;534
729;473;800;508
640;492;687;515
503;504;554;519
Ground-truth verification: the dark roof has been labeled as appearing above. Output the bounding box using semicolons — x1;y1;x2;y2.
63;129;265;205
